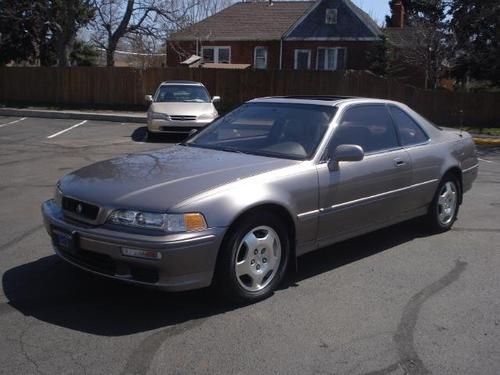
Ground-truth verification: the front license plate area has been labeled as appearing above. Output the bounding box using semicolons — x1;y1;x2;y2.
52;227;79;255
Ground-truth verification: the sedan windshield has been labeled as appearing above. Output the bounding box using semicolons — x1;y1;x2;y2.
155;85;211;103
187;103;336;160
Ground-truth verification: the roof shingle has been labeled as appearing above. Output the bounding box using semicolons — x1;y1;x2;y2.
170;1;315;41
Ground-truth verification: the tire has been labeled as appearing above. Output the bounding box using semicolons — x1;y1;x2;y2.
427;174;461;233
147;130;157;141
215;211;290;303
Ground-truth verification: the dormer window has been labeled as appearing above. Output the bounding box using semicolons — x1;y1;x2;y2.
325;8;338;24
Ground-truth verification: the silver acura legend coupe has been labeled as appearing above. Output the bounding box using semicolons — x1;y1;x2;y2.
42;96;478;302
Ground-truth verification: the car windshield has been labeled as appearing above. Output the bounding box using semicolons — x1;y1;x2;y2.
186;103;336;160
155;85;211;103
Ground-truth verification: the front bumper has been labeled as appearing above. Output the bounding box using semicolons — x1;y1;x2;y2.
41;199;226;291
148;118;213;133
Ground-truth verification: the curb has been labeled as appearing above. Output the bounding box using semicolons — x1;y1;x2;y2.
473;137;500;145
0;108;147;124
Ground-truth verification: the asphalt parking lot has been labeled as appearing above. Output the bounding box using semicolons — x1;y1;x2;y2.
0;116;499;375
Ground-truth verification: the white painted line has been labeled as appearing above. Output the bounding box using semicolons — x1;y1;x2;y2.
479;158;495;164
0;117;27;128
47;120;87;139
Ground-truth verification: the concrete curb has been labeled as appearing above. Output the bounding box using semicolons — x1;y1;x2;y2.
0;108;147;124
473;137;500;145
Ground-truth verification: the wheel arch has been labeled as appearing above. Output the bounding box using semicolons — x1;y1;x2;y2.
218;203;297;270
442;166;463;204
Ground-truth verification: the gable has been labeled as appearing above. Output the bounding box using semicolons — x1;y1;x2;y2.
285;0;381;40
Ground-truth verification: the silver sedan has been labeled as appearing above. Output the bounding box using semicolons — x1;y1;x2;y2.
42;96;478;302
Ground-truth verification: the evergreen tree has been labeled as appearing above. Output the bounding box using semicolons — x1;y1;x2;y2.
449;0;500;87
0;0;94;66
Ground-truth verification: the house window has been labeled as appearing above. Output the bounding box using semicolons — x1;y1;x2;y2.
254;46;268;69
202;46;231;64
294;49;311;70
325;9;338;24
317;48;346;71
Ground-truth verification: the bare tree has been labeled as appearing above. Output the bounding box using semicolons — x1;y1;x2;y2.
388;20;451;89
91;0;193;66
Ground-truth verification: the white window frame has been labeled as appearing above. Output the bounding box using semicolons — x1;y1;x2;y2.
254;46;268;69
201;46;231;64
325;8;338;24
294;49;311;70
316;47;347;71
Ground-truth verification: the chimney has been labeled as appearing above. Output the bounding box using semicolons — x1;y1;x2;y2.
392;1;404;28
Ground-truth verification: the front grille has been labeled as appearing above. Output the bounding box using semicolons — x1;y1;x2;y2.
62;197;99;220
170;115;197;121
59;247;116;275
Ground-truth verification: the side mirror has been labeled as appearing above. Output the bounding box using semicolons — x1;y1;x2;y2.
145;95;153;102
328;144;364;171
212;96;221;103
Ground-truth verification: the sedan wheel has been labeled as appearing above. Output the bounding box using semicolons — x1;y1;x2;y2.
428;176;460;232
235;226;282;292
437;182;458;226
215;212;289;302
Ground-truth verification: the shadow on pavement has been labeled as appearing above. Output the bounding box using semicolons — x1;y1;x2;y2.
130;126;188;144
3;219;429;336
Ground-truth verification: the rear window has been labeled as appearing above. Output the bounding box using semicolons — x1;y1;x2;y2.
389;106;429;146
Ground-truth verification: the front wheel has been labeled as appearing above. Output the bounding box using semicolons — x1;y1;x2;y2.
427;176;460;232
215;212;290;303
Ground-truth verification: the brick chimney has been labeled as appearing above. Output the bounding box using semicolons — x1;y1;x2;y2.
392;1;405;28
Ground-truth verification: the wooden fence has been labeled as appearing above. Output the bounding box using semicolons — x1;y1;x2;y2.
0;67;498;127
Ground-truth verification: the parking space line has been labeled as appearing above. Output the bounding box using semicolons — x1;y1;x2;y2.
47;120;87;139
0;117;27;128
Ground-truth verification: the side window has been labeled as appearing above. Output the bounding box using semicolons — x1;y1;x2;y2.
330;105;399;154
389;106;429;146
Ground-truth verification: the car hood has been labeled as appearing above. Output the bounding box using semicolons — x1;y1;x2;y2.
150;102;215;116
59;146;298;212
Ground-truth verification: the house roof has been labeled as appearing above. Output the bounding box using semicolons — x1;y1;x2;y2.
384;27;421;47
285;0;381;40
170;1;315;41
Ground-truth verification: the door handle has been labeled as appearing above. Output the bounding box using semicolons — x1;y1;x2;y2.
394;158;406;167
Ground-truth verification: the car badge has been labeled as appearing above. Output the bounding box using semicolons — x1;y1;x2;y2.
76;203;83;214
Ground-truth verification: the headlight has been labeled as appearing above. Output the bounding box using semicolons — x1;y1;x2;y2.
198;111;218;120
150;112;169;120
107;210;207;232
54;182;63;207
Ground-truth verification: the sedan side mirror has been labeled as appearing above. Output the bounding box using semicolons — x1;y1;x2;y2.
145;95;153;103
212;96;221;103
328;144;364;171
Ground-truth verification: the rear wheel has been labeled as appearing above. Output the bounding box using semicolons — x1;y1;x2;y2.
215;212;290;303
427;175;460;232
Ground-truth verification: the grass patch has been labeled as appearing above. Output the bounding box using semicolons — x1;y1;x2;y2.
463;127;500;136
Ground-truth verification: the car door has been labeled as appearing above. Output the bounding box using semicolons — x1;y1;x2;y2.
388;105;440;212
317;104;412;246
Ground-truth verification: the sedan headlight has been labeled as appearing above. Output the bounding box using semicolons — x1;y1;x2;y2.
198;111;218;120
150;112;170;120
107;210;207;232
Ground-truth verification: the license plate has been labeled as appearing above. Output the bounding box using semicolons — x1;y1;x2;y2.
53;228;78;254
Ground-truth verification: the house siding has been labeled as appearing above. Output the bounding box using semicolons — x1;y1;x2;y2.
167;40;375;71
167;41;281;69
282;41;374;70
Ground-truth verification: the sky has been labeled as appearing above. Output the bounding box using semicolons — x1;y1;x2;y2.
352;0;391;26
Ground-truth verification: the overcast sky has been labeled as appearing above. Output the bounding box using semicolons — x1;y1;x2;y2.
352;0;390;25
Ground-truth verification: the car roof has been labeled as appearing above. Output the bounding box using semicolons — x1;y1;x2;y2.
160;80;205;86
248;96;402;107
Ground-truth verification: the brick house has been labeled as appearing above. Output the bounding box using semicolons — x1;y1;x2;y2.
167;0;382;70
